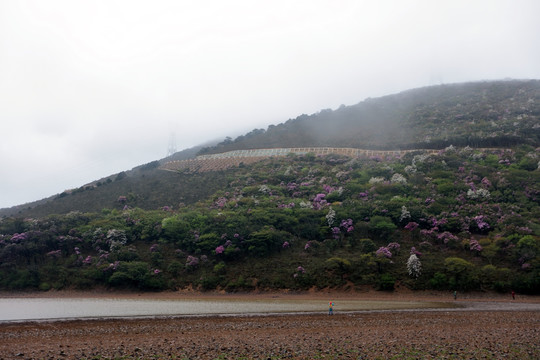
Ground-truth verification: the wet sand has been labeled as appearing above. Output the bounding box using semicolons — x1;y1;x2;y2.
0;291;538;359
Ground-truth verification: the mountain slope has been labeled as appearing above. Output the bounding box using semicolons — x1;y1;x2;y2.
1;80;539;295
1;146;538;294
2;80;538;218
202;80;540;154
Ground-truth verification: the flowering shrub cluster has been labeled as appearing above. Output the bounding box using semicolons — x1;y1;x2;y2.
293;265;306;279
186;255;199;268
312;193;328;210
470;239;483;253
376;247;392;258
0;144;538;293
407;254;422;278
325;208;336;226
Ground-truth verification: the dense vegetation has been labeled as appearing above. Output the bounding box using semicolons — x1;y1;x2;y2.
1;146;539;293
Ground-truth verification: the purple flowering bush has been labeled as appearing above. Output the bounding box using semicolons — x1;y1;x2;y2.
376;247;392;258
215;245;225;255
0;145;539;293
185;255;199;268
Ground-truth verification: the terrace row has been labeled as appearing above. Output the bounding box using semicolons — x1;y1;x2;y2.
159;147;443;173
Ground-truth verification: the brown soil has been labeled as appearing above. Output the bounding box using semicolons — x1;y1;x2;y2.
0;292;539;359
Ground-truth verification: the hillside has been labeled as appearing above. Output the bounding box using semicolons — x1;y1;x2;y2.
2;80;539;218
202;79;540;154
0;80;539;294
0;144;214;219
0;145;538;294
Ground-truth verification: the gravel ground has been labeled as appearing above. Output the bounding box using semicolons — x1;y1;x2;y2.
0;300;538;360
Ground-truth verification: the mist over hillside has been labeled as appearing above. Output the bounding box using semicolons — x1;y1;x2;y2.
202;80;540;154
1;80;538;218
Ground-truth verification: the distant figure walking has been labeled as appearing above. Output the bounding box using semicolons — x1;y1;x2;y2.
329;301;334;315
511;290;516;300
453;290;457;300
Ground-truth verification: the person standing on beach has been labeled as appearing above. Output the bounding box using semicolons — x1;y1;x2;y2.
329;301;334;315
453;290;457;300
511;290;515;300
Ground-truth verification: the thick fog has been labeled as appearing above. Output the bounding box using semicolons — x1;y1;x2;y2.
1;0;539;208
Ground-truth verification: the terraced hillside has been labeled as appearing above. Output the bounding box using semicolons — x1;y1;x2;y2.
161;147;478;173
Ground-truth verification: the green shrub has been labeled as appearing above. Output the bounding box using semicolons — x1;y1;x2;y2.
378;273;396;291
429;272;448;290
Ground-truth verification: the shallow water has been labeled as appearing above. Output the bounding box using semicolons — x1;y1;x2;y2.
0;298;442;322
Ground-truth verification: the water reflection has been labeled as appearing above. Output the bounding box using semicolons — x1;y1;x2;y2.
0;298;439;322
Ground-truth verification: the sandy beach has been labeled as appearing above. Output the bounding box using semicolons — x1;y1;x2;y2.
0;290;538;359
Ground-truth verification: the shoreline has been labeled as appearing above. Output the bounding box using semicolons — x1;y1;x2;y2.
3;298;539;326
3;301;539;325
1;289;538;359
1;288;538;303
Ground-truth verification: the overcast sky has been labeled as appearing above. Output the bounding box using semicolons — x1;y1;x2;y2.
1;0;539;209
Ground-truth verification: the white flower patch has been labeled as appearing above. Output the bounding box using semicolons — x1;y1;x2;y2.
369;176;385;184
391;173;407;185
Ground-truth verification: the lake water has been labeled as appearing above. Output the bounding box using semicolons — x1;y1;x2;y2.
0;298;443;322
